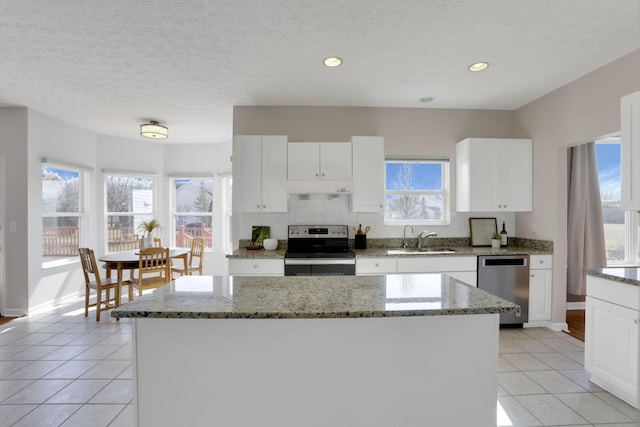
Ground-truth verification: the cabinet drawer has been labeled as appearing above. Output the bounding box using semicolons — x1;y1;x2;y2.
228;259;284;276
587;276;640;311
397;256;477;273
530;255;552;270
356;257;397;275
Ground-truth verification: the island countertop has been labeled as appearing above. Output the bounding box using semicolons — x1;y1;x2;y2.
111;273;519;319
584;267;640;287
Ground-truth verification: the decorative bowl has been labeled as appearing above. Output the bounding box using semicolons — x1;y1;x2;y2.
262;238;278;250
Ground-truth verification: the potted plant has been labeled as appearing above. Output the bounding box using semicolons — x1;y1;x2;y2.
491;233;502;249
137;219;162;248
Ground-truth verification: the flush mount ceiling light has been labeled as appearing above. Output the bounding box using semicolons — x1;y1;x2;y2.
323;56;342;67
140;121;168;139
468;62;489;72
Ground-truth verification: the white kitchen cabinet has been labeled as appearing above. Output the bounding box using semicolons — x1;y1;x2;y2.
233;135;288;213
288;142;352;181
397;256;477;286
356;257;397;275
228;258;284;276
456;138;532;212
351;136;384;213
585;275;639;408
528;255;553;322
621;91;640;210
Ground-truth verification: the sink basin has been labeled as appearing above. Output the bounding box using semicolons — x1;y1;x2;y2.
386;248;457;255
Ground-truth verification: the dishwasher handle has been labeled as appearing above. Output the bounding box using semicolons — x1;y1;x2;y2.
480;257;528;267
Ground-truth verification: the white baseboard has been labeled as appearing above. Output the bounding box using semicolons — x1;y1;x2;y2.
566;301;586;310
2;308;27;317
525;320;569;332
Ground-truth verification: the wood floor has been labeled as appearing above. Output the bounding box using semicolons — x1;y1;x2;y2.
0;316;19;326
564;309;585;342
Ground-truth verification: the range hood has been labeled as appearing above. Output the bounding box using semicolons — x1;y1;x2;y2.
284;180;353;195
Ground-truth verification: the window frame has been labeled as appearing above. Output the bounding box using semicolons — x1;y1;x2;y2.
595;138;640;266
169;176;214;249
104;172;157;253
383;158;450;226
41;163;87;268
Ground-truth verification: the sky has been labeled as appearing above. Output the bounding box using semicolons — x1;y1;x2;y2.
595;143;621;200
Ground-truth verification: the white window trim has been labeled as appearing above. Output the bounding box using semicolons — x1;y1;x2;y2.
42;165;87;268
169;176;214;249
383;159;450;226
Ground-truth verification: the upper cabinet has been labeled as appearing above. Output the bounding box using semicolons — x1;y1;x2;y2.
456;138;532;212
351;136;384;213
233;135;288;213
288;142;352;181
621;91;640;211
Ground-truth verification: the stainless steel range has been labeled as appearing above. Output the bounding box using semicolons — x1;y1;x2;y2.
284;225;356;276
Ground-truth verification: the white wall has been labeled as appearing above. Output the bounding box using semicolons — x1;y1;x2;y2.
0;108;28;315
27;110;100;312
515;48;640;324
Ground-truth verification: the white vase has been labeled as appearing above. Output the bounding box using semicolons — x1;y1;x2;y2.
142;234;153;249
491;239;501;249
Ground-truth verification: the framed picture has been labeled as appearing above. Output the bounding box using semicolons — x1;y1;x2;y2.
469;217;497;247
251;226;271;245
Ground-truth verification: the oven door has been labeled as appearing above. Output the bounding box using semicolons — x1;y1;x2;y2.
284;259;356;276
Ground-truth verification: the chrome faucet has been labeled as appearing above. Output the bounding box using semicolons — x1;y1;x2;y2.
417;231;438;249
402;225;414;248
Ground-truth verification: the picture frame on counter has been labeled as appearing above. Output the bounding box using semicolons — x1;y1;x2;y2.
469;217;498;247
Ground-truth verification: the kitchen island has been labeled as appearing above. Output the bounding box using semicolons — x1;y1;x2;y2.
112;274;519;427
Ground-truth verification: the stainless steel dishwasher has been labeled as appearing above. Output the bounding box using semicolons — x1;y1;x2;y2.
477;255;529;326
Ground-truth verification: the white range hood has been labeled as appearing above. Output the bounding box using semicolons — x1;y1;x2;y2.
284;180;353;195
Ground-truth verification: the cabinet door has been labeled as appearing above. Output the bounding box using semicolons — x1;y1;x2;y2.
320;142;352;180
288;143;320;180
261;136;288;212
500;139;532;211
621;91;640;210
528;269;552;321
585;296;639;406
468;139;502;211
234;135;263;212
351;137;384;212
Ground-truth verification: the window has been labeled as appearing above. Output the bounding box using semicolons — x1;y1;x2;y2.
171;177;213;249
595;139;640;265
384;160;449;224
42;165;85;266
105;174;155;252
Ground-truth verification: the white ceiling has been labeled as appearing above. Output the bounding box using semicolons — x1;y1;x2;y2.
0;1;638;144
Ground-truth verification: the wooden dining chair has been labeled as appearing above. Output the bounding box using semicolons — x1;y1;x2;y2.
153;237;162;247
171;237;205;278
78;248;132;321
131;247;171;296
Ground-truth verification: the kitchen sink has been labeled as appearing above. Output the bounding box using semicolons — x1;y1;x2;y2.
386;248;458;255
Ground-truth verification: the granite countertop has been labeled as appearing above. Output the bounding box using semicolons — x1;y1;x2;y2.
227;245;552;259
585;267;640;287
111;274;519;319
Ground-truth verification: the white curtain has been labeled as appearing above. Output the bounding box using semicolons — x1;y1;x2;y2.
567;143;607;295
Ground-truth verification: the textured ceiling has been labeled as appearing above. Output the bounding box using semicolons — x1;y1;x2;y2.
0;0;639;144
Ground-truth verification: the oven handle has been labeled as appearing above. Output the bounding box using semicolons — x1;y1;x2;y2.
284;259;356;265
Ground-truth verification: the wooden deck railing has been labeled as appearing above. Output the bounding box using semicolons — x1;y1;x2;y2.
42;225;213;257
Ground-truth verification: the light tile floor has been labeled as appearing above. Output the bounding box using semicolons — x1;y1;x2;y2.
0;299;637;426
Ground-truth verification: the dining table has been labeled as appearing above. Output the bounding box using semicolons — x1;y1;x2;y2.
98;248;190;306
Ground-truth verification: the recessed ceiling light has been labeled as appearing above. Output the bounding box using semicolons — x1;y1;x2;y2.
323;57;342;67
468;62;489;72
419;96;434;103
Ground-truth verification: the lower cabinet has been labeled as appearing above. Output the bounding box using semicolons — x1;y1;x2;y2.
528;255;553;322
228;259;284;276
585;276;639;408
